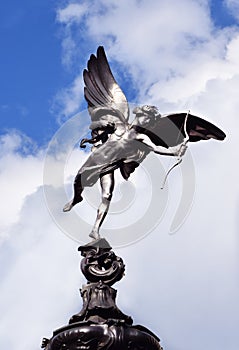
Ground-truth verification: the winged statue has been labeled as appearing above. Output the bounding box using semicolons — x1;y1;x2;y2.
63;46;226;240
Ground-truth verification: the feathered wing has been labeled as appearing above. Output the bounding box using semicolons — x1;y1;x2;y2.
83;46;129;132
144;112;226;147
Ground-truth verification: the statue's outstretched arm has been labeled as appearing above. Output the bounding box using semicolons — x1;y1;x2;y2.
136;133;187;156
154;143;187;156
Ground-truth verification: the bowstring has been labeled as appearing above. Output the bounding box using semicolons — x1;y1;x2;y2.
160;110;190;190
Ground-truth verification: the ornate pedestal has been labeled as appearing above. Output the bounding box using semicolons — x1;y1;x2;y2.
42;239;163;350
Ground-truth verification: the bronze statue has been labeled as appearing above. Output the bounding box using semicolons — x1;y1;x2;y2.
63;46;226;240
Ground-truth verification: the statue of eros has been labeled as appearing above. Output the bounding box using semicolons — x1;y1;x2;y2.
63;46;226;240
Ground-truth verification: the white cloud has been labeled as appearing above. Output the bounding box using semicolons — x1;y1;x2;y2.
56;3;89;68
52;75;84;121
0;188;83;350
0;132;86;349
0;132;43;237
61;31;77;68
56;3;88;24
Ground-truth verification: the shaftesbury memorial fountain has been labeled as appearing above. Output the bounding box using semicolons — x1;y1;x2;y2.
41;47;226;349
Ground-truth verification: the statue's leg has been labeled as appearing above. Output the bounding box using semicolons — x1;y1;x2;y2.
89;172;115;240
63;173;84;212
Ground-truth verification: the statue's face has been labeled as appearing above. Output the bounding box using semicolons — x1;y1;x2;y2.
136;114;152;127
141;105;159;115
132;105;160;128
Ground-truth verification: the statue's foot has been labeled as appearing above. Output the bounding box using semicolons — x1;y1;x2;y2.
63;201;74;212
63;196;83;212
89;231;100;240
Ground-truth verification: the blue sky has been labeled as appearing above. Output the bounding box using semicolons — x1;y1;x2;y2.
211;0;236;27
0;1;68;144
1;1;239;350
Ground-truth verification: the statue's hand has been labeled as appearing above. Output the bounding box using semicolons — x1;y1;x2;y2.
176;143;188;157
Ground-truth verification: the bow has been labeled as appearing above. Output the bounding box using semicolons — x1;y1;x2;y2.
161;110;190;189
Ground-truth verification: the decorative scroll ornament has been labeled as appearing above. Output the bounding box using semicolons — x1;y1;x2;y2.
79;238;125;286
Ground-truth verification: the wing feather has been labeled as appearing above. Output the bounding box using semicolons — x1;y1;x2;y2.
83;70;111;105
83;46;129;132
87;55;114;102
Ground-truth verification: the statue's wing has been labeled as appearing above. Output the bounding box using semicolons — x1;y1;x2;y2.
144;112;226;147
83;46;129;131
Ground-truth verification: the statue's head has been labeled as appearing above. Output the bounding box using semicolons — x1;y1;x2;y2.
132;105;161;127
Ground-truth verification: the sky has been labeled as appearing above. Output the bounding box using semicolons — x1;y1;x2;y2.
1;0;239;349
